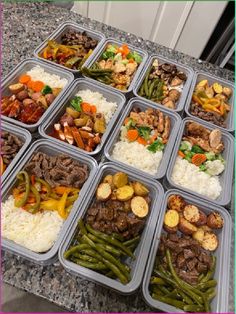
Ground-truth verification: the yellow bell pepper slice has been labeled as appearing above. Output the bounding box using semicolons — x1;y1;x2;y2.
58;191;69;219
40;199;59;211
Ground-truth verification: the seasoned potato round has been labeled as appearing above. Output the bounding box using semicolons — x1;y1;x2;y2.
131;196;149;218
183;205;200;223
113;172;128;188
103;174;114;186
96;183;112;201
163;224;178;234
192;228;205;243
201;232;218;251
164;210;180;228
178;216;198;235
207;212;224;229
167;194;185;212
199;225;212;233
133;181;149;196
195;211;207;226
116;185;134;201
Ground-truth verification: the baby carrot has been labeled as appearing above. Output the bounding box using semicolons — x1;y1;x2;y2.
191;153;207;166
126;129;139;141
81;102;92;113
19;74;31;84
27;80;34;89
137;137;147;146
32;81;45;92
178;150;185;158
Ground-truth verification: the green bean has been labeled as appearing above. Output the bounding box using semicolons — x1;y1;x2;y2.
200;256;216;283
177;289;193;305
79;248;104;262
165;289;180;299
71;258;108;270
82;235;130;283
73;253;99;263
143;68;151;96
36;178;51;199
198;273;205;282
14;171;30;207
86;233;122;256
27;185;41;213
158;285;171;295
148;79;157;99
111;232;124;242
78;218;87;235
183;305;204;312
64;244;90;259
105;270;116;279
151;295;185;309
85;224;134;258
207;288;217;301
123;236;140;247
197;279;217;290
151;290;164;297
150;277;166;285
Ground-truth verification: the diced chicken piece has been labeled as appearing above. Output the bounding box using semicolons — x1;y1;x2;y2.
112;73;130;86
162;116;171;140
104;59;114;70
114;61;126;73
126;61;138;76
98;60;106;69
209;129;222;149
186;122;210;140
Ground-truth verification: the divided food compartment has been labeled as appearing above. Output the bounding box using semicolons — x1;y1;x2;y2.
104;97;182;180
34;21;106;74
1;58;74;133
58;162;164;294
1;139;98;265
166;117;235;206
82;38;149;94
142;189;232;313
133;54;194;113
39;78;126;156
1;121;32;184
184;71;235;132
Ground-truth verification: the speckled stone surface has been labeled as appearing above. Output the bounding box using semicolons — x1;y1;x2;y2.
2;2;234;313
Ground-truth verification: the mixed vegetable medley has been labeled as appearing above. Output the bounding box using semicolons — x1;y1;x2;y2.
190;79;232;128
149;194;223;312
82;43;143;90
64;172;151;284
40;30;98;70
138;59;187;109
1;131;23;176
1;73;61;124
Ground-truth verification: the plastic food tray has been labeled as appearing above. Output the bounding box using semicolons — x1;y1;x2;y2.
166;117;234;206
104;97;181;180
142;189;232;313
59;162;164;294
39;78;126;156
1;139;98;265
82;38;149;94
133;54;194;113
184;71;235;132
34;21;106;75
1;58;74;133
1;121;32;185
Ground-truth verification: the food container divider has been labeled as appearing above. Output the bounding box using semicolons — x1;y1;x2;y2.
1;58;74;133
82;38;149;94
58;162;164;294
104;97;182;180
39;78;126;156
142;188;232;313
1;121;32;185
133;54;194;113
184;71;235;132
166;117;234;206
34;21;106;75
1;139;98;265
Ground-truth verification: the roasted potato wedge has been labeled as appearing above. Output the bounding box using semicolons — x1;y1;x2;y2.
212;82;223;94
178;216;198;235
201;232;218;251
167;194;185;212
195;210;207;226
207;212;224;229
9;83;25;94
133;181;149;196
183;205;200;223
96;183;112;201
131;196;149;218
116;185;134;201
222;86;232;98
197;80;208;88
164;210;180;228
192;228;205;243
113;172;128;188
66;107;80;118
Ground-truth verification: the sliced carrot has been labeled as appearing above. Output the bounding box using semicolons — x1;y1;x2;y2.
90;105;97;114
31;175;35;185
32;81;45;92
191;153;207;166
27;80;34;89
0;156;5;175
19;74;31;84
178;150;185;158
54;186;71;195
118;44;130;56
128;58;135;63
81;102;92;113
137;137;147;146
126;129;139;142
124;117;130;125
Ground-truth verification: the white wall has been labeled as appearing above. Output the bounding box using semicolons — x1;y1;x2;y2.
72;1;227;58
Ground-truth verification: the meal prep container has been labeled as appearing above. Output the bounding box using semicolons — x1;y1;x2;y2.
104;98;182;180
142;189;232;313
1;121;32;185
34;21;106;75
39;78;126;157
166;117;234;206
1;139;98;265
82;38;149;94
133;54;194;113
59;162;164;294
184;71;235;132
1;58;74;133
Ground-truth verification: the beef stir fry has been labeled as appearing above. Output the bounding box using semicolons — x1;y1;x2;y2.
40;30;98;70
1;131;23;175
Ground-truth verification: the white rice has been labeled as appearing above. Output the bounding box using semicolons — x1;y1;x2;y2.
26;65;68;88
76;89;117;124
2;196;64;253
112;140;163;174
171;157;222;200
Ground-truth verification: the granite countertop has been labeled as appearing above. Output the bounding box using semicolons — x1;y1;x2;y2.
2;2;234;312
